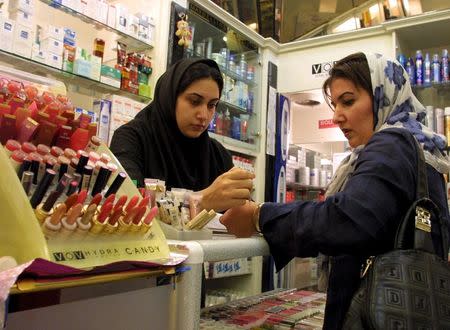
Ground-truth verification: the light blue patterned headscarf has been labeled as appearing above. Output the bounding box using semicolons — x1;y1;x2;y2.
364;52;450;173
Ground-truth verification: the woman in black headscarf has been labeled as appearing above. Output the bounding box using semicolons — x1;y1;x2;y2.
110;58;254;212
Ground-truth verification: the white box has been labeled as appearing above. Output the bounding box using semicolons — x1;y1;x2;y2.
93;99;112;144
13;23;33;58
41;25;64;41
115;4;128;33
0;19;15;52
40;37;64;55
96;0;108;24
31;48;46;63
128;14;139;38
107;5;116;28
84;0;98;19
45;52;62;69
9;10;33;28
8;0;34;14
100;75;120;88
90;54;101;81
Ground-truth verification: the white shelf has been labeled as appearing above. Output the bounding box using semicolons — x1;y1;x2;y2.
208;132;259;157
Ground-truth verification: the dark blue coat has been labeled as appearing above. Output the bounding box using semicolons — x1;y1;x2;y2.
259;128;450;329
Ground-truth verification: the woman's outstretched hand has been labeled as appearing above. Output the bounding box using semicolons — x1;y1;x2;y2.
220;200;258;238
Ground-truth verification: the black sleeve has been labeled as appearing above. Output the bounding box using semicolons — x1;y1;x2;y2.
260;129;419;271
110;125;145;186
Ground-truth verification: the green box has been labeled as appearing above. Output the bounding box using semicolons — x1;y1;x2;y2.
101;65;121;80
138;72;149;85
139;83;151;98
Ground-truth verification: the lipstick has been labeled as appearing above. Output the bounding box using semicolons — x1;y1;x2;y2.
36;144;50;157
74;203;96;238
28;152;43;184
9;149;27;173
64;192;79;210
104;172;127;197
66;180;79;196
75;150;89;175
17;156;31;179
129;206;148;234
103;193;116;208
35;189;61;223
80;165;93;192
57;155;70;180
140;206;158;237
116;206;139;235
50;146;64;158
20;171;33;196
113;195;127;212
41;203;66;239
21;142;37;154
60;203;82;237
124;195;139;214
4;139;21;157
77;189;88;205
85;135;101;152
89;202;113;235
64;148;77;159
90;165;109;196
30;169;56;209
106;207;122;227
89;193;102;207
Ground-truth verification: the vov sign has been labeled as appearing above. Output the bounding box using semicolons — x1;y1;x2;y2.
312;60;337;78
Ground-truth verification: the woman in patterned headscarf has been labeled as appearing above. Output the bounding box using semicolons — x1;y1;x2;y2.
220;52;450;329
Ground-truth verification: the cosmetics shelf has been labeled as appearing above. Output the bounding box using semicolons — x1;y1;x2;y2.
286;182;326;191
0;49;152;103
218;100;252;116
209;132;258;157
40;0;154;53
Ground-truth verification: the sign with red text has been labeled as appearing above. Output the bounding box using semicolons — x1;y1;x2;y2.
318;119;337;129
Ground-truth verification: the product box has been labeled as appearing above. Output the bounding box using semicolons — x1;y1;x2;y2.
115;4;128;33
13;23;33;58
40;25;64;41
40;36;64;55
107;5;116;28
92;99;111;144
9;10;33;28
0;18;15;52
128;14;139;38
96;0;108;24
31;48;46;63
90;54;102;81
45;52;62;69
100;65;121;88
8;0;34;14
83;0;98;19
62;45;75;72
138;83;151;98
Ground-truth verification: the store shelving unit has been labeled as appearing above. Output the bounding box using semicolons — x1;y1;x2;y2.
39;0;154;52
0;49;151;103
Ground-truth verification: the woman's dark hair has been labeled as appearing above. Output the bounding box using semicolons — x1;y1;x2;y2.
322;52;373;109
177;62;224;97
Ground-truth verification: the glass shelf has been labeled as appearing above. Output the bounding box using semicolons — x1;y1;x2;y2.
42;0;153;52
209;132;258;156
219;100;252;116
0;49;152;103
412;81;450;92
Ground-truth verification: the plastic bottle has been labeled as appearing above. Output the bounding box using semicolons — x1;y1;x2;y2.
415;50;423;86
406;57;415;85
432;54;441;83
223;109;231;137
239;54;247;78
442;49;449;82
397;54;407;68
425;105;435;131
215;110;223;135
424;53;431;85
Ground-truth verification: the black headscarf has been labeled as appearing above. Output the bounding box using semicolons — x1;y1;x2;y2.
110;58;233;190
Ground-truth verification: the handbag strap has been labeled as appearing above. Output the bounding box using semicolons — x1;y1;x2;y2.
394;138;448;260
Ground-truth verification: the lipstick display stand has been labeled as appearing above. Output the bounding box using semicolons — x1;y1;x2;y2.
0;143;171;269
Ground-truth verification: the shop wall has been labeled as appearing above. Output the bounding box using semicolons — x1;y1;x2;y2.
277;32;394;144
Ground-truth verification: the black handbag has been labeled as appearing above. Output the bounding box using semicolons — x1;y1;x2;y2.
343;140;450;329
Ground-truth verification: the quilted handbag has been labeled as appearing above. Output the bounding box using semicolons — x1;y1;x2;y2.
343;140;450;329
